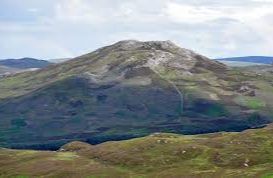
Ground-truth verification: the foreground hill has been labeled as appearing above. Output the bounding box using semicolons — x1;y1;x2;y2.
0;57;52;69
0;40;272;149
217;56;273;65
1;124;273;177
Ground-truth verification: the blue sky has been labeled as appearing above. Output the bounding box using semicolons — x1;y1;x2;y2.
0;0;273;60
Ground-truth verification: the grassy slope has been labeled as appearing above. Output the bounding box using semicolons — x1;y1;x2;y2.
0;70;184;149
1;124;273;178
0;70;271;149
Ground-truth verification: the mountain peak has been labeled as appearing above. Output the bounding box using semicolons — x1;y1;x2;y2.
88;40;226;74
0;39;271;152
74;40;227;80
111;40;180;51
116;39;176;46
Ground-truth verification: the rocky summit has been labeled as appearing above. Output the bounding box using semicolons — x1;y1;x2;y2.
0;40;272;149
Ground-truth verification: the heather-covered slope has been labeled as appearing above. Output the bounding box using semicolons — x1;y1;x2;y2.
0;40;272;149
1;124;273;178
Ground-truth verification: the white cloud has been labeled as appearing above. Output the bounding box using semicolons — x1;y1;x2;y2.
27;8;39;13
0;34;73;59
164;3;225;23
53;0;106;24
1;0;273;59
50;0;166;25
164;1;273;24
252;0;273;2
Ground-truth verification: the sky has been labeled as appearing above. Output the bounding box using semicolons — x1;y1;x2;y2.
0;0;273;60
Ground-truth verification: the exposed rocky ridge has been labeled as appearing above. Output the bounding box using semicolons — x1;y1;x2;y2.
79;40;227;76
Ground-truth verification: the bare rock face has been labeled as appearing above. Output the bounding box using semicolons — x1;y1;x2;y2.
111;40;180;51
237;82;257;97
108;40;227;72
79;40;227;84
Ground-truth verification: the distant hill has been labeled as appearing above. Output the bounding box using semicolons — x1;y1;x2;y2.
0;57;53;69
0;65;21;76
216;61;267;67
217;56;273;65
48;58;72;63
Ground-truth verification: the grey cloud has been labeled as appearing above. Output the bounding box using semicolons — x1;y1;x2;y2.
0;0;273;59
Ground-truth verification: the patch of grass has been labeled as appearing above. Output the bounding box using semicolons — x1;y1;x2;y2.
11;117;27;128
15;150;37;156
262;173;273;178
203;104;229;117
51;152;79;161
234;96;266;109
2;123;273;177
191;100;229;117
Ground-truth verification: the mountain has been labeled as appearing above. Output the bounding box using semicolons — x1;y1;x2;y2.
48;58;72;63
1;123;273;177
0;65;41;77
0;40;272;149
217;56;273;65
0;65;21;76
0;57;53;69
216;61;267;67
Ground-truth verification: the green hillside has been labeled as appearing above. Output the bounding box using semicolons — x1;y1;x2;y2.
0;40;272;149
1;123;273;177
